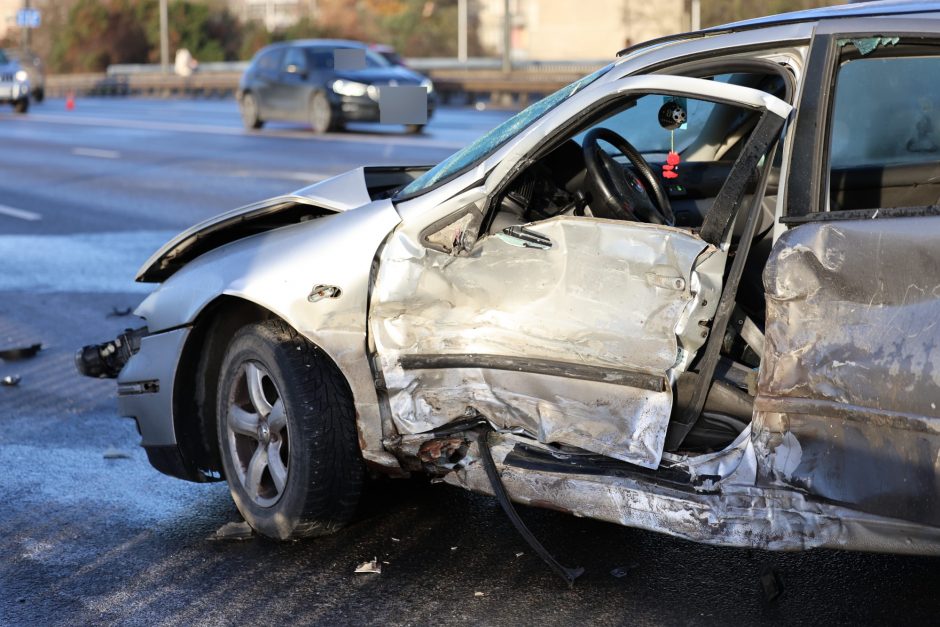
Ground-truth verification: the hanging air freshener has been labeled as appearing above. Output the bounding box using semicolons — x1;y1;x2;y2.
658;98;686;181
662;146;680;180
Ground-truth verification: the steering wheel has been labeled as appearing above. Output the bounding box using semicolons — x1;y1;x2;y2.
582;127;674;225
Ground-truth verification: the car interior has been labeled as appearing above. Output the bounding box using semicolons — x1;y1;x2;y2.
474;69;792;457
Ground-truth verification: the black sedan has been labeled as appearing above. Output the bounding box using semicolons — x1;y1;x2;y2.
237;39;435;134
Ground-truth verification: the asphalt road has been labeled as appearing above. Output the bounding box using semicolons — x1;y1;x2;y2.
2;97;940;626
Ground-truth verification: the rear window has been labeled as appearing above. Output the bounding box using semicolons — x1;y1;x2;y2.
830;56;940;168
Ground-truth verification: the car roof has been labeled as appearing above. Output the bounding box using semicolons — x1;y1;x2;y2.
618;0;940;57
712;0;940;30
271;39;368;50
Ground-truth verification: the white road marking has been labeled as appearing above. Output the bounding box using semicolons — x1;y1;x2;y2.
0;204;42;221
229;169;331;182
72;147;121;159
17;113;465;150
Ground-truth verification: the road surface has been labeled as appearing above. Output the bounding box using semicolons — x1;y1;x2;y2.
1;98;938;626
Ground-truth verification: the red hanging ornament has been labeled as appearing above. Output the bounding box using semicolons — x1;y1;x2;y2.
662;150;680;180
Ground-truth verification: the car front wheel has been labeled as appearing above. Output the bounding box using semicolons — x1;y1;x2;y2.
239;92;263;130
216;319;363;539
309;91;341;134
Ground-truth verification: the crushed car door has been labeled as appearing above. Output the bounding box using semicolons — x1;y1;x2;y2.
758;29;940;527
371;78;791;469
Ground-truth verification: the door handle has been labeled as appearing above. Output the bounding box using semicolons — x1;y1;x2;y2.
497;225;552;250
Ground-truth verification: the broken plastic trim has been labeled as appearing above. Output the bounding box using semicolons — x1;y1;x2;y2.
399;354;664;392
476;429;585;587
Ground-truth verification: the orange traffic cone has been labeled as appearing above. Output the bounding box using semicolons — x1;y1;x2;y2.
65;92;75;111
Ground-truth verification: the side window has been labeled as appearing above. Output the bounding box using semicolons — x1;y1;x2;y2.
281;47;307;73
827;50;940;211
307;47;334;70
256;49;283;73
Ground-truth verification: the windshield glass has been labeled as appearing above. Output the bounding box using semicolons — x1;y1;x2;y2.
397;63;613;198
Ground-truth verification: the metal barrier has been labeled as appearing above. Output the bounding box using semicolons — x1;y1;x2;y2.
45;68;590;105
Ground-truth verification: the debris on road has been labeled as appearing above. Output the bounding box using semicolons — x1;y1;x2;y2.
211;521;254;541
0;343;41;361
107;306;133;317
103;448;132;459
391;537;400;542
610;564;638;578
1;375;21;387
759;565;785;604
515;552;524;558
355;558;382;574
474;591;485;597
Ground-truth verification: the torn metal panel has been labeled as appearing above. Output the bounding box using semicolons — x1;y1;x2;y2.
383;366;671;467
371;216;723;468
761;218;940;417
447;435;940;554
758;217;940;526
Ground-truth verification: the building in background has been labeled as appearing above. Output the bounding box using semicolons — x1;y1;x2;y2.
475;0;688;61
229;0;319;32
0;0;24;42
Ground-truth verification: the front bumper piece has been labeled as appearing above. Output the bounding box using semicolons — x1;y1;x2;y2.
76;326;206;481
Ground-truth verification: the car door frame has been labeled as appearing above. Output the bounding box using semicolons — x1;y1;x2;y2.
372;75;792;469
762;17;940;527
252;47;285;119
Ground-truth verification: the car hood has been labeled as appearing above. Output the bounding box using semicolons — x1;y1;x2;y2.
332;66;425;85
136;168;376;283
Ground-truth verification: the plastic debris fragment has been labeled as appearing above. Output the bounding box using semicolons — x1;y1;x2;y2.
355;558;382;574
211;521;254;540
0;343;41;361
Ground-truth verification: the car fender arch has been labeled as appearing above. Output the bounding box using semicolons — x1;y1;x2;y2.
136;199;403;470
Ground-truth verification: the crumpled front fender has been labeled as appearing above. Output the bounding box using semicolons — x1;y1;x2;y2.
135;198;402;467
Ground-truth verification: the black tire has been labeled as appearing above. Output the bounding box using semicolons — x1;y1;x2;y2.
309;91;341;134
32;88;44;104
239;92;264;130
404;124;425;134
216;319;363;539
13;98;28;114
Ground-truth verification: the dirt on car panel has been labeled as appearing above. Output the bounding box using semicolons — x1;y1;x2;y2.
756;217;940;527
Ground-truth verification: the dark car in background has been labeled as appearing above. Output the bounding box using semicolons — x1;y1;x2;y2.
237;39;435;134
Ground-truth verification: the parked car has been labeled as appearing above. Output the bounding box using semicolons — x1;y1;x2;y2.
236;39;435;134
0;49;30;113
79;0;940;578
7;49;44;103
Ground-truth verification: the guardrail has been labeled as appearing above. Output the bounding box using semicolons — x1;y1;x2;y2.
106;58;608;75
45;67;593;106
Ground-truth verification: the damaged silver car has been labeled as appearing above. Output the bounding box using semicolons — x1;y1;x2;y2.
78;1;940;580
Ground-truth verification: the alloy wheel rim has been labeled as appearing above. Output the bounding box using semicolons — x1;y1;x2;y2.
226;361;289;507
311;96;330;131
242;95;256;126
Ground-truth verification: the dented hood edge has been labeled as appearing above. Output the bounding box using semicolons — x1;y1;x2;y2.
135;167;377;283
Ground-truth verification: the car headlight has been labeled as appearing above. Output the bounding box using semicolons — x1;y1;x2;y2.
421;78;434;93
14;70;28;83
331;79;369;97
